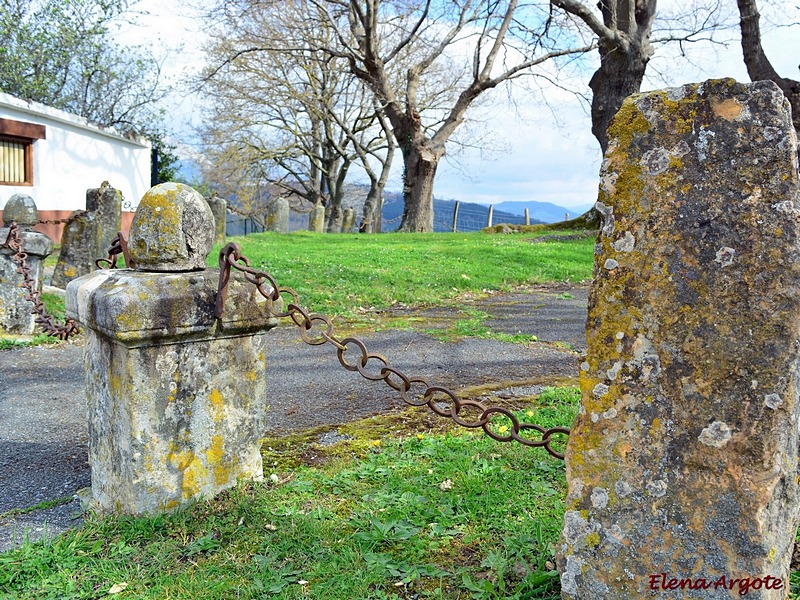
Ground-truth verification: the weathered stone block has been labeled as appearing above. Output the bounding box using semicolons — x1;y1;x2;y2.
66;269;279;514
308;202;325;233
2;194;38;229
266;197;289;233
205;195;227;245
0;227;52;334
558;79;800;598
128;183;214;272
51;212;95;288
85;184;122;260
342;207;355;233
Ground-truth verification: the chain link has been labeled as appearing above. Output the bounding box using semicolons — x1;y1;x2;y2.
215;242;570;459
1;222;80;340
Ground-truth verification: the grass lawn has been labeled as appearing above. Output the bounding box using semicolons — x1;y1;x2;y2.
5;230;797;598
0;388;579;600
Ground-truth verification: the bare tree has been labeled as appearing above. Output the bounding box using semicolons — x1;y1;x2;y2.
307;0;595;232
199;0;395;232
551;0;726;154
736;0;800;137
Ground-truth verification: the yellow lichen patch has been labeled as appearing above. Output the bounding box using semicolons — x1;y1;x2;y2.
711;97;742;121
64;267;76;277
181;455;208;499
205;435;233;486
585;531;601;547
209;388;225;421
244;370;258;383
168;447;194;472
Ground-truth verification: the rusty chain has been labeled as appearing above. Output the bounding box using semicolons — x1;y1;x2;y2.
215;242;570;459
95;232;134;270
1;222;80;340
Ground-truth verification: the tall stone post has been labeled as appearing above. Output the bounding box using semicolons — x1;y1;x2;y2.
557;79;800;598
342;207;356;233
86;183;122;259
266;197;289;233
308;202;325;233
205;194;227;245
51;212;95;288
0;194;53;335
65;183;279;515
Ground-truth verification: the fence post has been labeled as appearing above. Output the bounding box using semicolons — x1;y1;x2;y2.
452;201;460;232
0;194;53;335
65;182;280;515
557;79;800;598
487;204;494;228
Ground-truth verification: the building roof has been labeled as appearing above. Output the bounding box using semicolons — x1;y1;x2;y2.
0;92;150;148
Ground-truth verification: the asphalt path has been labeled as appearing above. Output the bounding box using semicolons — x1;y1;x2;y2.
0;283;588;551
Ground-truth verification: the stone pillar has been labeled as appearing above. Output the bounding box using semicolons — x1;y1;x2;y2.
205;194;227;245
66;182;279;515
308;202;325;233
51;212;95;288
342;207;355;233
0;194;53;335
86;183;122;259
266;197;289;233
557;79;800;598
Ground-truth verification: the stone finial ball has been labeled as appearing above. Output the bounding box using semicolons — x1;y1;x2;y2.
3;193;38;228
128;183;215;272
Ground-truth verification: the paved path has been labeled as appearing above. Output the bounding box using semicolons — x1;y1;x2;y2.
0;283;588;551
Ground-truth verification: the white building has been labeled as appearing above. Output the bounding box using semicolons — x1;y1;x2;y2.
0;92;152;240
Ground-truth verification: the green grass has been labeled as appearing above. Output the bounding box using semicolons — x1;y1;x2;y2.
0;388;579;600
214;231;594;316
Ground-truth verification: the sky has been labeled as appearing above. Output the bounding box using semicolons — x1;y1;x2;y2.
120;1;800;211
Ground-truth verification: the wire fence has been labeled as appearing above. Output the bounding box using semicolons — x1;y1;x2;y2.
225;201;546;236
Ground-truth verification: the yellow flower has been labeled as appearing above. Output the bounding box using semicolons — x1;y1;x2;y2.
498;425;509;434
416;433;424;440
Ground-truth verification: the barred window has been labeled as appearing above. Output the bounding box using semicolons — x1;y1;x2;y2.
0;137;28;184
0;118;46;186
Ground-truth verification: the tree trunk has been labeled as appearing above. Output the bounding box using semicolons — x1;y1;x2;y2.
360;180;379;233
398;142;439;233
589;39;651;154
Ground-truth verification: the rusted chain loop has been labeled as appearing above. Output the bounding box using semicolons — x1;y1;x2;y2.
424;386;460;417
356;352;391;382
1;222;80;340
288;303;313;331
397;377;431;406
321;331;347;351
380;366;411;393
268;287;300;318
451;399;491;429
481;407;520;443
337;337;369;372
298;314;335;346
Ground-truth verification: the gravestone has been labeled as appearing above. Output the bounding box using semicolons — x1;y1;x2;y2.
266;197;289;233
557;79;800;598
308;202;325;233
0;194;53;334
66;182;279;514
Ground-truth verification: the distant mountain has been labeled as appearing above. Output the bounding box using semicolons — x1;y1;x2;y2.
491;200;595;223
381;194;546;232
